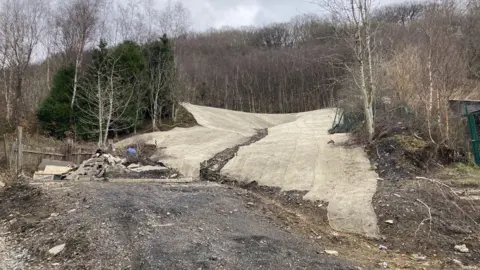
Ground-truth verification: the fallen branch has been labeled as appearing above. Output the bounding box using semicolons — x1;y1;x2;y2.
414;199;432;238
415;176;479;227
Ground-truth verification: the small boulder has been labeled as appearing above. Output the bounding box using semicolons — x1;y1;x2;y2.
454;244;469;253
324;250;339;256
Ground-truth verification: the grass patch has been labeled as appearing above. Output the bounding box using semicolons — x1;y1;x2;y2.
453;178;480;188
442;162;480;188
394;135;428;152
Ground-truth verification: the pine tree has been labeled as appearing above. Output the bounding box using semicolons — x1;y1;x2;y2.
37;66;75;138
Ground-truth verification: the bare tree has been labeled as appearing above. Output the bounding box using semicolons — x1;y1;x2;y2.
76;41;134;146
158;1;192;38
144;35;176;130
53;0;102;109
0;0;48;124
315;0;377;140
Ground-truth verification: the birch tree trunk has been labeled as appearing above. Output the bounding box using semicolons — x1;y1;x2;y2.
427;51;435;143
97;72;103;147
71;56;82;108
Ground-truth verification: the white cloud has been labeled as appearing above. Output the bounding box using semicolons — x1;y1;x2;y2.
213;4;261;29
145;0;424;31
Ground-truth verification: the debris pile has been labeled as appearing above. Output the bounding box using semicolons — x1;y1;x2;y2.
34;152;180;182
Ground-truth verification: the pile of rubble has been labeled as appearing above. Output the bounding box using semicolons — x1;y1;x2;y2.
34;153;180;182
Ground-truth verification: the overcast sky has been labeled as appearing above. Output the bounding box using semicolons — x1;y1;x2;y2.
150;0;416;31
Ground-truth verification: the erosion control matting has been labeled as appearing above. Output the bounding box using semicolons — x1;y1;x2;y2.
119;104;380;238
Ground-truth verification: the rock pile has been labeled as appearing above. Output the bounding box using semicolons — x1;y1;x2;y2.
64;153;178;181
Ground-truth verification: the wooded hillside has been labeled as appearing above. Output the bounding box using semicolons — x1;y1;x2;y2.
1;0;480;149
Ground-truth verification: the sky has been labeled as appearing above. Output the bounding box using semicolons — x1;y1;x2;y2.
149;0;416;31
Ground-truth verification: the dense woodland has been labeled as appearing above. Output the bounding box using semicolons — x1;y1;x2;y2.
1;0;480;149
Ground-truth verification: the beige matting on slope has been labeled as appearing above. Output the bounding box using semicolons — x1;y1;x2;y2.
119;104;379;237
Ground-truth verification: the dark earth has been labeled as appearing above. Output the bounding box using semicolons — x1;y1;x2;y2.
0;182;357;270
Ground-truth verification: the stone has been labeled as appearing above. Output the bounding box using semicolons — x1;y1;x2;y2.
50;213;59;217
106;156;115;165
48;244;65;256
454;244;469;253
378;262;388;268
452;259;463;267
324;250;338;256
411;254;427;261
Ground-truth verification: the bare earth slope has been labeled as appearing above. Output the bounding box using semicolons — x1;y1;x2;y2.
119;104;379;238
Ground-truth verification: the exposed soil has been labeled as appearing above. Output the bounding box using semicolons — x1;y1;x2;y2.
373;178;480;267
200;128;268;181
366;134;480;268
0;182;357;269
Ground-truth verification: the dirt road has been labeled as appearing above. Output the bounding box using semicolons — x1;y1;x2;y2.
0;182;356;269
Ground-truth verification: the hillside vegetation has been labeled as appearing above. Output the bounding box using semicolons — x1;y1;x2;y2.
0;0;479;156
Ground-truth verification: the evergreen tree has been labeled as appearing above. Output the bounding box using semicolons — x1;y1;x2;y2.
37;66;75;138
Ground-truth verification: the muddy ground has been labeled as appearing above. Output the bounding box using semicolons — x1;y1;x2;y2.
0;182;358;270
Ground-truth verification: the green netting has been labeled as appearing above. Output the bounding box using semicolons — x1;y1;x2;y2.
329;109;362;134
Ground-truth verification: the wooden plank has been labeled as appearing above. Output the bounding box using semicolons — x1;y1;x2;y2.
44;165;72;174
33;173;54;181
22;149;65;157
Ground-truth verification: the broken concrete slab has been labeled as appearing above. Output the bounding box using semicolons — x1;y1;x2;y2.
44;165;72;174
130;165;168;173
127;163;140;169
38;159;74;171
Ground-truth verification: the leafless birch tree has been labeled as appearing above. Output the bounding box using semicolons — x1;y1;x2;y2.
54;0;102;109
76;41;134;146
315;0;377;140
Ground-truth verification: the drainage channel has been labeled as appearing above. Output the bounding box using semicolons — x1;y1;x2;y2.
200;128;268;183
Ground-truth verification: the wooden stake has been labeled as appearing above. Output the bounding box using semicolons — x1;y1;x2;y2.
3;134;8;169
17;126;23;174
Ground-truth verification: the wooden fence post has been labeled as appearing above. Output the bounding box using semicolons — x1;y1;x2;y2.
76;147;82;165
16;126;23;174
3;134;8;169
65;138;73;162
